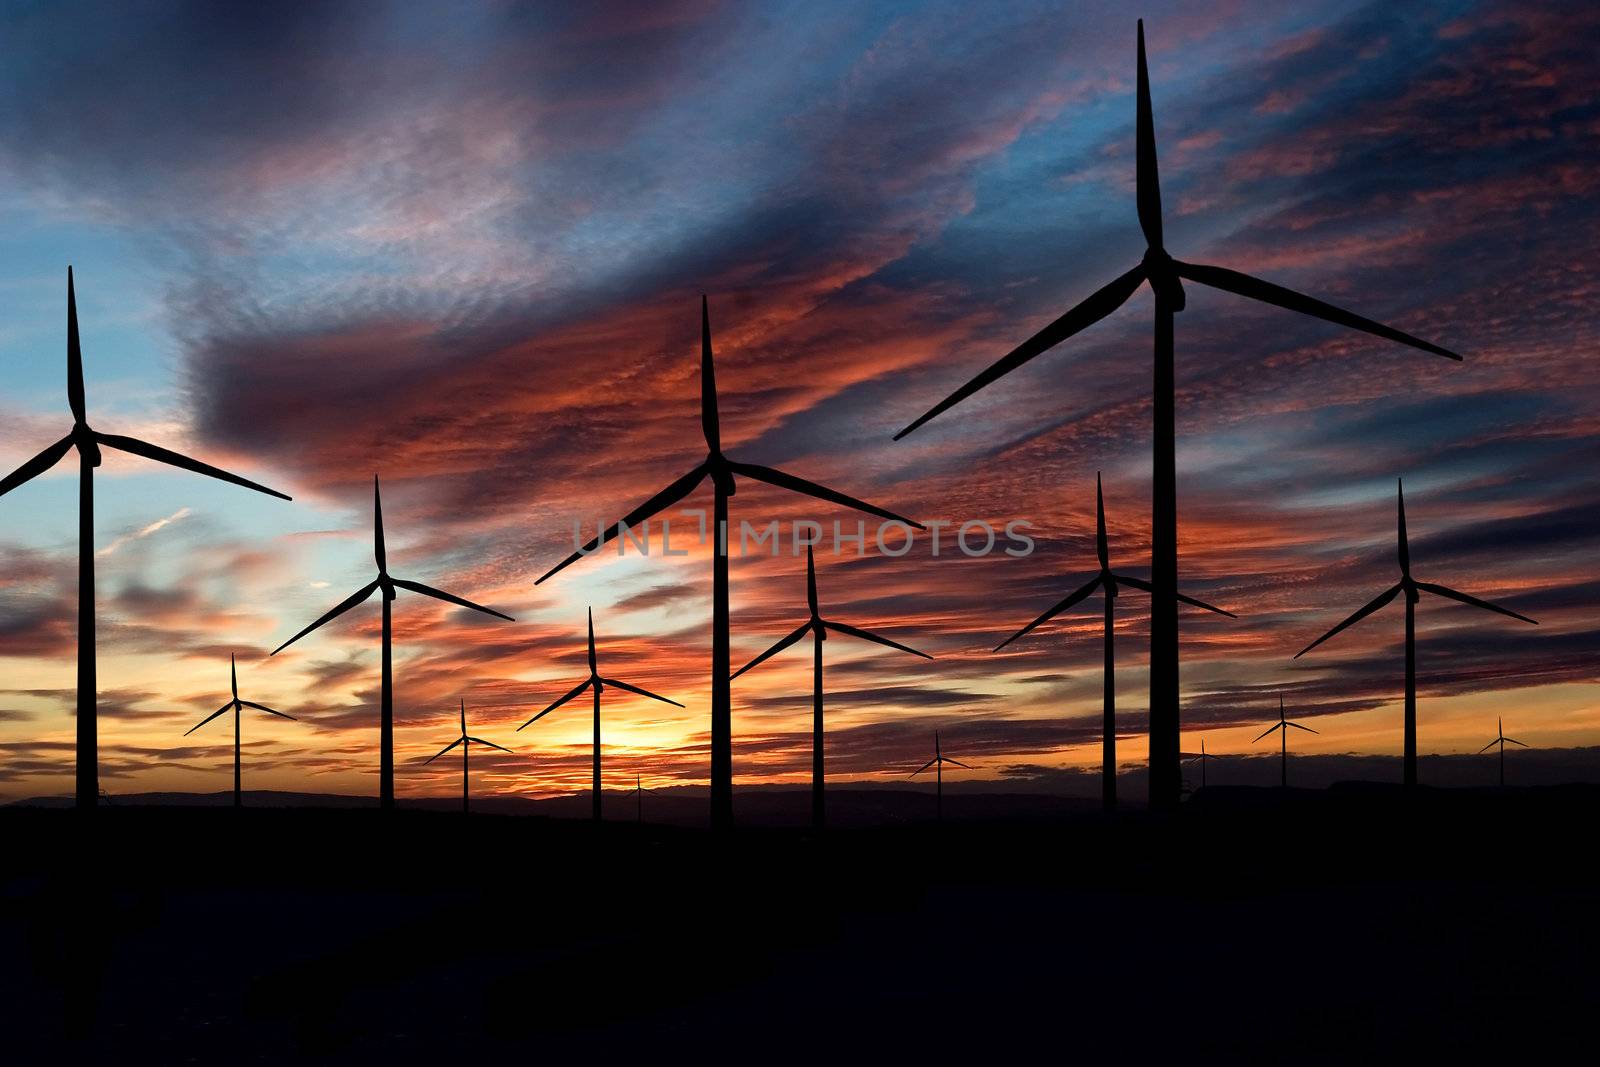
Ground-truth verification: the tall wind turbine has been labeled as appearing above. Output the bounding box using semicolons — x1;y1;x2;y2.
910;731;970;823
994;474;1233;810
272;477;513;809
892;21;1460;811
1478;718;1527;788
0;268;291;809
535;297;922;829
425;700;512;814
183;655;297;808
1255;696;1316;788
518;609;682;822
1295;481;1536;788
733;544;931;830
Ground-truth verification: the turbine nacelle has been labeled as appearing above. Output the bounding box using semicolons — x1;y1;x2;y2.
1141;248;1186;311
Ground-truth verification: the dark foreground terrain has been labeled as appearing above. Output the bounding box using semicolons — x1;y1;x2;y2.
3;785;1597;1062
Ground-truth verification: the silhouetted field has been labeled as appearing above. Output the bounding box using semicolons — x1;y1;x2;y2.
3;787;1596;1061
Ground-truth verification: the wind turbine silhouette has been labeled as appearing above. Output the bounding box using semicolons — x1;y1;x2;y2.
535;297;922;829
271;477;513;809
892;21;1460;811
734;545;930;830
425;700;511;814
625;774;662;823
1254;696;1317;788
183;655;297;808
518;609;682;822
1182;737;1223;790
1295;480;1536;788
1478;717;1527;788
910;731;970;823
994;474;1233;811
0;268;291;809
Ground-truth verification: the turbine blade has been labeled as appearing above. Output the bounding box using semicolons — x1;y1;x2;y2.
467;737;514;754
807;543;818;615
1286;721;1319;734
518;678;593;729
1397;479;1410;575
183;701;234;736
0;434;74;499
726;462;924;529
600;676;685;708
230;654;238;700
701;295;720;453
1135;20;1163;249
732;621;813;679
67;267;86;423
1112;574;1236;617
587;608;597;673
1477;739;1499;754
272;579;380;655
96;433;292;500
1414;582;1537;625
1096;472;1109;569
373;476;387;572
391;578;514;622
1504;737;1528;748
425;737;464;764
240;700;296;721
826;619;931;660
909;757;938;777
1254;722;1284;743
1294;583;1403;659
994;574;1103;651
893;263;1147;439
1172;261;1461;361
944;758;971;769
536;462;709;584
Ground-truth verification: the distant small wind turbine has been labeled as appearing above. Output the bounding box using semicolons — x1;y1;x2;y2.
1478;717;1528;788
1254;696;1316;788
893;21;1460;812
625;774;662;823
995;474;1233;810
183;654;297;807
425;700;511;814
910;731;970;823
1295;480;1536;788
734;545;931;829
272;477;513;809
519;609;682;822
535;297;922;830
0;268;291;809
1181;737;1223;790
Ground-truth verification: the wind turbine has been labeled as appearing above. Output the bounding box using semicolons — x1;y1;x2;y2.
0;268;291;809
183;654;297;807
1182;738;1223;790
535;297;922;829
994;474;1233;811
1254;696;1317;788
1295;480;1536;788
910;731;970;823
1478;718;1527;788
892;21;1460;811
425;700;512;814
733;544;931;830
625;774;662;823
518;609;682;822
271;477;513;809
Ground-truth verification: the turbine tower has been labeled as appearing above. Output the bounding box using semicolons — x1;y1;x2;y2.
910;731;970;823
0;268;291;809
1254;695;1317;788
424;700;512;814
893;21;1460;810
733;544;931;829
182;654;297;807
519;609;682;822
994;474;1233;810
1478;717;1527;789
272;477;513;809
1295;481;1536;788
536;297;922;829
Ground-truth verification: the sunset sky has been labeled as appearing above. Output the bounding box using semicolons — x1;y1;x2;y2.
1;0;1596;803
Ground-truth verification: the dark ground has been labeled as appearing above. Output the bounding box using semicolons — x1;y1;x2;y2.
2;785;1596;1063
